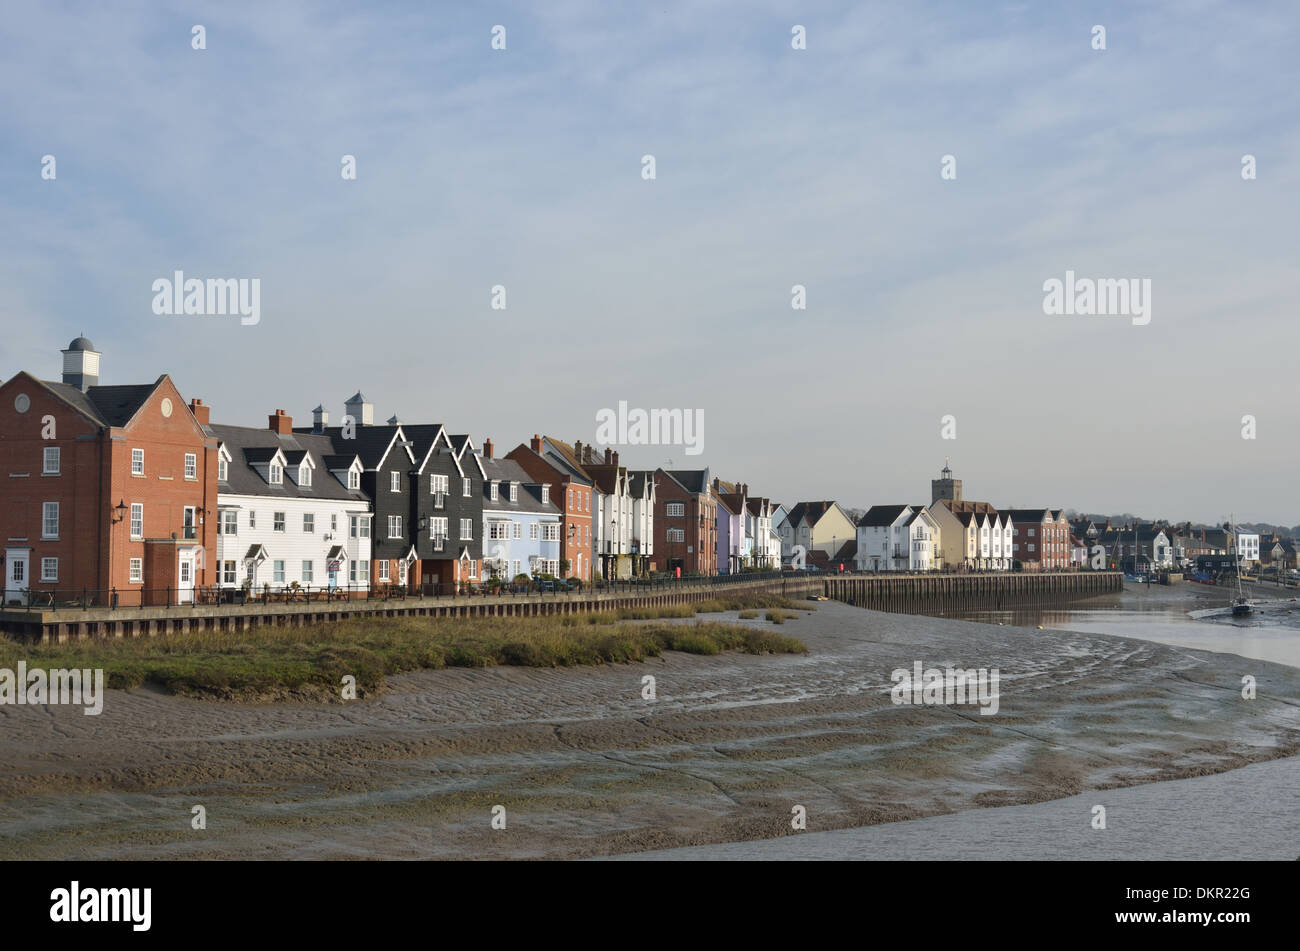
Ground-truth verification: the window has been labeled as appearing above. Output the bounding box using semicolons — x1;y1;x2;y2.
348;469;359;490
184;453;197;479
352;516;370;538
273;512;285;532
530;523;539;540
399;561;408;584
430;516;448;548
509;483;518;503
130;503;143;538
42;502;59;538
130;558;144;583
41;557;58;582
331;514;337;532
542;524;559;541
391;471;401;492
269;463;282;485
384;514;401;538
1028;527;1036;537
512;560;520;578
490;482;499;502
303;513;315;533
43;447;60;474
183;506;196;539
249;510;256;529
460;518;473;540
513;522;521;539
302;560;314;583
431;473;448;495
490;521;511;540
218;457;228;481
358;561;369;583
131;448;144;475
667;502;685;517
668;528;686;543
273;560;285;583
463;477;471;497
378;561;390;582
222;560;236;585
1028;544;1036;552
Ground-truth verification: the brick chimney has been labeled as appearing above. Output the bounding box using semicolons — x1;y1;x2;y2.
604;447;612;464
574;440;584;462
612;450;619;468
188;398;210;426
531;434;543;452
269;409;293;435
483;437;494;459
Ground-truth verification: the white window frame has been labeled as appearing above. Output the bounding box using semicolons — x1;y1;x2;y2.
388;514;403;538
460;517;472;540
41;557;58;582
348;469;360;490
42;501;59;539
130;503;144;538
463;477;471;497
302;560;314;584
391;471;401;492
303;513;315;533
218;457;228;481
43;446;60;475
378;561;390;582
300;465;312;487
184;453;197;480
273;560;285;583
269;463;283;485
130;558;144;583
273;512;286;532
509;483;518;503
131;448;144;475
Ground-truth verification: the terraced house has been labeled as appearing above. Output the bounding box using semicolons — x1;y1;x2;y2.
479;454;562;580
211;412;372;594
0;338;217;605
1004;508;1071;570
507;436;594;580
296;394;416;590
655;469;718;575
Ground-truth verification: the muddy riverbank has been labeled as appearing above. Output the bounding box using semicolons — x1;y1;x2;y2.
2;600;1296;859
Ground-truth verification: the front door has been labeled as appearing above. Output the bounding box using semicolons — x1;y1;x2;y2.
5;550;29;603
178;552;195;604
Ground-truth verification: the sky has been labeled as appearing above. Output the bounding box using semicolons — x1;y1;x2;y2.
2;0;1297;524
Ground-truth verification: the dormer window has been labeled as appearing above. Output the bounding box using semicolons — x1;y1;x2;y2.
509;483;518;503
218;457;228;481
348;469;360;490
269;463;283;485
490;481;499;502
300;465;312;488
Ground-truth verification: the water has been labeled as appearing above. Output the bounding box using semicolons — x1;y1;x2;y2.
935;585;1300;670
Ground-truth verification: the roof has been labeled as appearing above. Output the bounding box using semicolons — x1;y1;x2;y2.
65;336;96;352
481;457;560;515
212;423;372;502
858;504;912;527
37;377;165;428
292;423;408;469
785;500;846;527
1002;508;1050;522
661;469;710;494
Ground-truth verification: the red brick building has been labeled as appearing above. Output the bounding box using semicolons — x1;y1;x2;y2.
0;338;218;605
505;435;593;580
1005;508;1071;570
654;468;717;576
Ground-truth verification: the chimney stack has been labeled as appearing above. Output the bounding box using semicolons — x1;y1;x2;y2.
483;437;494;459
188;398;210;426
574;440;584;462
269;409;293;435
531;434;543;452
612;450;619;468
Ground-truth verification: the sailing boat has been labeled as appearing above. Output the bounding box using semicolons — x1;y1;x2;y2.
1230;515;1252;616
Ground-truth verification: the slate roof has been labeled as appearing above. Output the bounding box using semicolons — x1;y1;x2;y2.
481;457;560;515
213;424;369;503
35;375;167;428
292;423;407;469
858;504;912;527
662;469;709;494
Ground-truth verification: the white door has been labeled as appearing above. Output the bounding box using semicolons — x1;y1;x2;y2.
178;553;195;604
5;550;30;603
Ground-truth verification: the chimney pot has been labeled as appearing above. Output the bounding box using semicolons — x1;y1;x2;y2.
483;438;494;459
188;398;211;426
269;410;293;435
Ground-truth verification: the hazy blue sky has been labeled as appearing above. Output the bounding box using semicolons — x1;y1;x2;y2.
2;1;1297;523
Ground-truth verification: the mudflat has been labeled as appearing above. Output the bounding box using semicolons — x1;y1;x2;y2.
1;600;1296;859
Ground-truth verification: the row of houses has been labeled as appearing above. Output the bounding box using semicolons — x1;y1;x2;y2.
770;465;1072;573
0;339;784;604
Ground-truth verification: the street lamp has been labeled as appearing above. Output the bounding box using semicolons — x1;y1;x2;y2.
111;499;127;523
